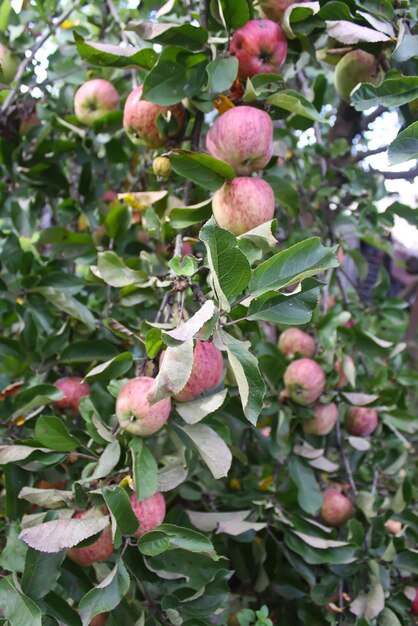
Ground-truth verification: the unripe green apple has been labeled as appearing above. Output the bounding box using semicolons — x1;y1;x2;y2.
334;50;383;101
153;156;172;177
0;43;18;84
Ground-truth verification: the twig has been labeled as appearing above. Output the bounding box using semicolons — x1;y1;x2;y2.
369;165;418;180
105;0;137;89
338;268;370;308
200;0;209;29
335;420;358;497
350;145;388;164
155;291;171;324
335;272;350;310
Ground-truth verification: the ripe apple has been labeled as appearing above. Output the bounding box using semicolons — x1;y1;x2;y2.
206;105;273;175
345;406;378;437
212;177;275;235
116;376;171;436
258;0;302;21
412;588;418;615
123;85;186;148
53;377;90;412
67;510;113;566
90;614;108;626
130;492;166;537
336;355;355;387
283;358;326;406
334;50;383;102
320;488;353;527
303;403;338;435
74;79;119;126
229;19;287;79
278;328;316;359
385;519;402;535
0;43;18;84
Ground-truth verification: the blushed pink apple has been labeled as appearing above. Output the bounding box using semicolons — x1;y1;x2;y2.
53;377;90;412
74;79;119;126
212;177;275;235
278;328;316;358
130;492;166;537
90;614;108;626
123;85;186;148
345;406;378;437
116;376;171;436
412;589;418;616
385;519;402;535
320;488;353;527
0;43;18;84
259;0;303;21
229;19;287;79
283;358;326;406
67;510;113;566
303;403;338;435
206;106;273;175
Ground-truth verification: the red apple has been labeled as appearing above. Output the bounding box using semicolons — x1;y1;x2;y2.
320;488;353;527
229;19;287;79
385;519;402;535
303;403;338;435
411;588;418;615
130;492;166;537
259;0;303;21
212;177;275;235
74;79;119;126
116;376;171;436
283;358;326;406
53;377;90;413
334;50;383;102
0;43;18;84
123;85;186;148
67;510;113;567
345;406;378;437
206;106;273;175
278;328;316;359
102;190;118;203
90;614;108;626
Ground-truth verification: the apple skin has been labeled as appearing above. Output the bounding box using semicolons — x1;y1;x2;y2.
67;511;113;567
412;589;418;616
334;50;382;102
123;85;186;148
182;241;193;257
283;358;326;406
229;19;287;79
212;177;275;236
130;492;166;537
74;79;119;126
385;519;402;535
53;377;90;412
320;488;353;527
303;403;338;436
259;0;303;21
0;43;18;84
206;105;273;175
116;376;171;436
153;155;172;177
278;328;316;359
345;406;378;437
90;614;108;626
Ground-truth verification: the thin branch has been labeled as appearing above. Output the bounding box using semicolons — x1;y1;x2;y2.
369;164;418;180
335;420;358;497
335;272;350;310
361;105;387;131
350;145;388;164
105;0;137;88
200;0;209;29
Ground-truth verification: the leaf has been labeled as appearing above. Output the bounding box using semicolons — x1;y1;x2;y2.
18;487;73;509
265;175;300;214
0;445;52;464
170;199;213;228
12;384;64;419
138;523;219;559
96;251;149;288
289;457;322;515
179;423;232;479
35;415;79;452
89;440;121;480
32;287;95;332
60;340;120;363
393;550;418;574
152;340;194;401
388;121;418;166
248;237;338;298
128;21;208;50
187;510;266;536
247;279;321;325
74;32;157;69
293;532;349;549
206;56;238;93
101;486;139;535
341;392;379;405
19;516;109;552
21;549;65;600
0;576;42;626
85;352;133;382
267;90;330;124
351;77;418;111
217;0;250;29
0;522;27;573
282;2;320;38
175;389;228;424
379;608;402;626
326;20;391;43
166;150;235;191
158;460;188;492
78;560;130;626
129;438;159;502
200;217;251;311
164;301;216;344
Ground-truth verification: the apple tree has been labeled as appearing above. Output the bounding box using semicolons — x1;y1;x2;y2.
1;0;418;625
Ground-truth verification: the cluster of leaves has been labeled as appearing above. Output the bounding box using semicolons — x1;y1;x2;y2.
0;0;418;625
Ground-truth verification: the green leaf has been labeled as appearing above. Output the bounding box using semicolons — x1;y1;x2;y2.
285;532;357;565
206;56;238;93
247;279;321;325
218;0;250;29
35;415;80;452
248;238;338;298
200;218;251;311
351;77;418;111
168;254;198;277
60;340;120;363
138;524;220;560
265;175;300;215
74;32;157;69
96;251;149;288
0;576;42;626
85;352;133;382
169;199;212;228
127;21;208;50
21;549;65;601
153;340;194;401
0;521;27;573
32;287;96;332
12;384;64;419
388;121;418;166
166;150;235;191
379;607;403;626
101;486;139;535
289;457;322;515
267;90;330;124
129;439;159;502
393;550;418;574
179;423;232;479
0;0;12;31
89;440;121;480
78;560;130;626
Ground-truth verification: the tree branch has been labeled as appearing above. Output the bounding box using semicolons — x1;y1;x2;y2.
335;420;358;497
369;165;418;180
350;145;388;164
360;105;387;131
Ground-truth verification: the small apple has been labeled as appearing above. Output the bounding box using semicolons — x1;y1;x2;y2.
130;492;166;537
102;190;118;203
278;328;316;359
303;403;338;435
153;155;172;177
67;510;113;567
123;85;186;148
229;19;287;79
90;614;108;626
334;50;383;102
74;79;119;126
345;406;378;437
258;0;303;21
212;177;275;235
116;376;171;436
53;377;90;413
283;358;326;406
206;105;273;175
0;43;18;84
320;488;353;527
385;519;402;535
